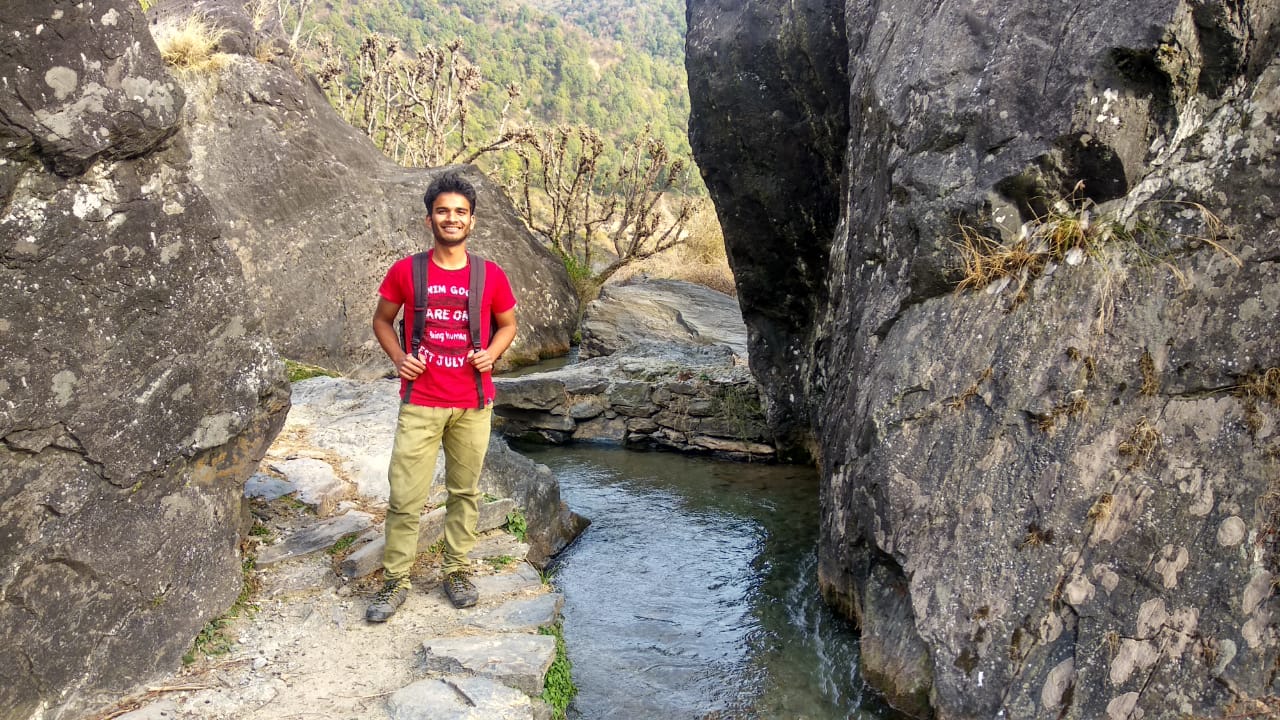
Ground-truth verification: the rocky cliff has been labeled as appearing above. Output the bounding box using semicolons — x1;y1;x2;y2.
689;0;1280;717
0;1;290;718
148;0;579;375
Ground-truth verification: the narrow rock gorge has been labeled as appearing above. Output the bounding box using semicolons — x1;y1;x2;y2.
689;0;1279;717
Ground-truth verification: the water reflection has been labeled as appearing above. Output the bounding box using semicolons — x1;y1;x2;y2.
517;444;899;720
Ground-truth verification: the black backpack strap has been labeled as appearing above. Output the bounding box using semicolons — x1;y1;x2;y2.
467;252;487;409
402;251;430;404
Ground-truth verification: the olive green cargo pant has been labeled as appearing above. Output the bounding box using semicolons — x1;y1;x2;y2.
382;403;493;579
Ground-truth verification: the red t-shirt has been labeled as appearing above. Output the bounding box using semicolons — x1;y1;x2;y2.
378;251;517;407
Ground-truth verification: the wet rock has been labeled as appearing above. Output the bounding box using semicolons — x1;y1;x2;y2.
494;341;772;460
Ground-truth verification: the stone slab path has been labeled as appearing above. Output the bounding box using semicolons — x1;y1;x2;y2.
100;382;564;720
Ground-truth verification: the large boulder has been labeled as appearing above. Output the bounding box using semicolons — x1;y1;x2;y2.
578;278;749;361
0;2;289;718
685;0;849;457
689;0;1280;718
147;0;579;375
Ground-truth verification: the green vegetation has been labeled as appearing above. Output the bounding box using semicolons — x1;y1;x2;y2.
484;554;517;568
301;0;693;180
326;532;360;555
539;622;577;719
183;557;259;664
285;359;340;382
505;509;528;542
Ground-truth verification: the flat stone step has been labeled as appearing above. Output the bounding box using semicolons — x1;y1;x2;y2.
421;633;557;696
257;511;375;566
472;564;543;599
466;593;564;633
473;533;530;561
387;676;538;720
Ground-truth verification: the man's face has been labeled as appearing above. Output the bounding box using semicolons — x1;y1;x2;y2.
428;192;475;246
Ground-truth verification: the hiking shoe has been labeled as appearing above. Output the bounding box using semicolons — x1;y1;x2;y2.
365;576;411;623
444;571;478;608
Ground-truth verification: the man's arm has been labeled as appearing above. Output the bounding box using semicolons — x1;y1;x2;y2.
467;307;516;374
372;297;426;380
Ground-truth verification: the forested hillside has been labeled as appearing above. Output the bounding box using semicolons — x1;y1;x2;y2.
304;0;692;183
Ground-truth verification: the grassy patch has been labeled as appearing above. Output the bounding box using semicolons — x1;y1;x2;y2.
951;192;1238;313
326;532;359;556
284;359;340;383
539;622;577;720
152;14;229;73
1237;368;1280;405
484;555;517;569
183;556;259;664
505;509;528;543
1118;416;1162;468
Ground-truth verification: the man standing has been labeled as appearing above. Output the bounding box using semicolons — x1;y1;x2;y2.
366;172;517;621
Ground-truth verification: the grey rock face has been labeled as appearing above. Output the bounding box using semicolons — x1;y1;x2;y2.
689;0;1280;717
686;0;849;456
0;2;289;718
150;0;577;374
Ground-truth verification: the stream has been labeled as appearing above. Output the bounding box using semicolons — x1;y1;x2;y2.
514;443;901;719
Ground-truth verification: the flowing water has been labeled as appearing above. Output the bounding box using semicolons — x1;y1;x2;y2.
515;443;902;720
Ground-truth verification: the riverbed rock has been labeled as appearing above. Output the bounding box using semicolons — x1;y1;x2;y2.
421;634;558;696
494;342;773;459
0;2;290;718
146;0;578;373
689;0;1280;717
579;278;749;361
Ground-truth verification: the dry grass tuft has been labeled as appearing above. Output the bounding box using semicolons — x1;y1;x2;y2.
1036;394;1090;435
1139;350;1160;396
1087;492;1115;523
947;366;994;410
952;225;1045;292
1238;368;1280;405
1118;416;1162;467
153;15;229;73
1020;522;1054;549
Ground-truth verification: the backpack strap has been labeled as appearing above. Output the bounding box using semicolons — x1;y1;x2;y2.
467;251;487;410
401;251;430;404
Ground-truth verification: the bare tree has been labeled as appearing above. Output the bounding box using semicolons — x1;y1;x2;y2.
313;35;522;167
510;124;694;292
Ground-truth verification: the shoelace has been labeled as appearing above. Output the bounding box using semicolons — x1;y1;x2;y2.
447;573;473;591
374;579;408;602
